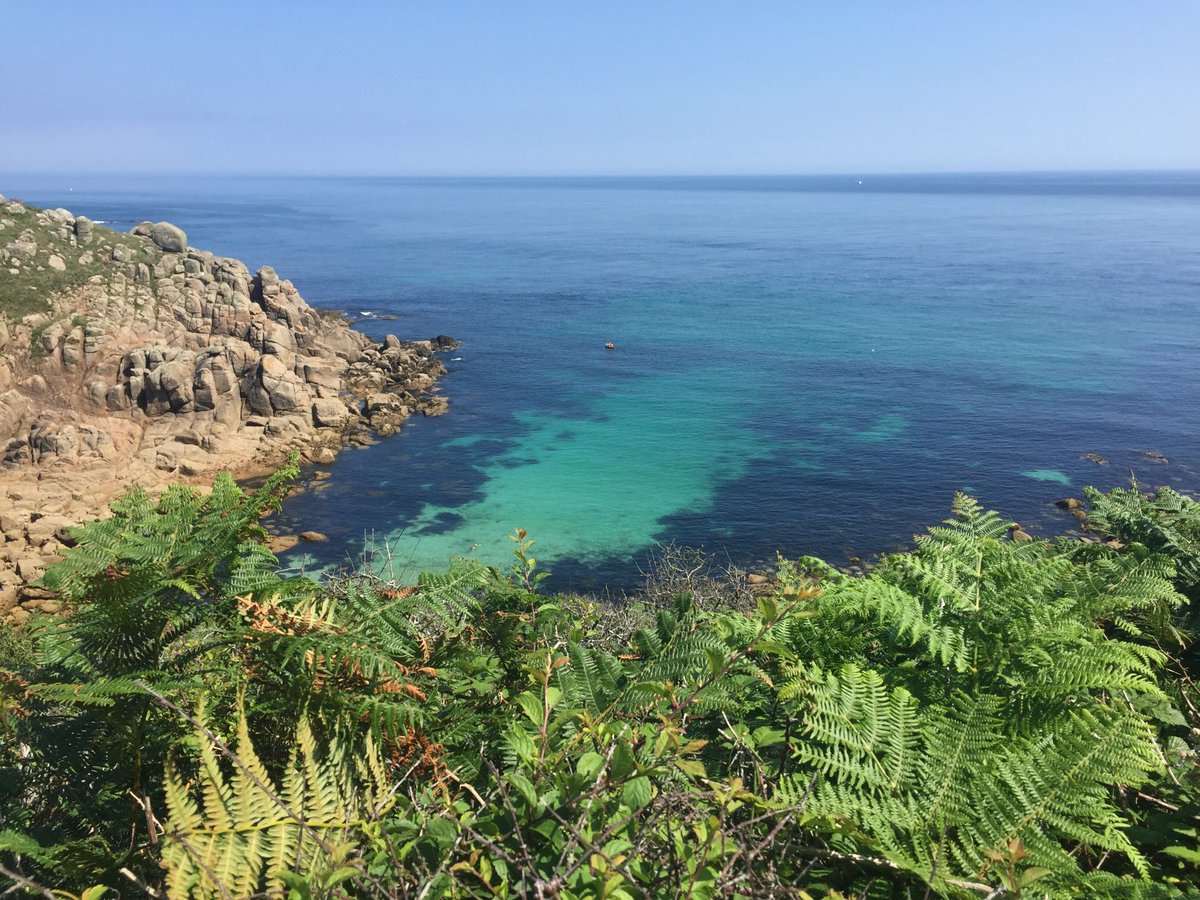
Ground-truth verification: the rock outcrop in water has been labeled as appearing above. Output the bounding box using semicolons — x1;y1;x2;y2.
0;196;457;621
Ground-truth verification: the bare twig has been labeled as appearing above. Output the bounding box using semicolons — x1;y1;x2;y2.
120;866;165;897
0;862;56;900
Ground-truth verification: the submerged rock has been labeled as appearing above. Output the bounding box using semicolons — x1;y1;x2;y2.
267;534;300;553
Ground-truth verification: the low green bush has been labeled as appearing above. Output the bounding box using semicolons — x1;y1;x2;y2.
1;470;1197;898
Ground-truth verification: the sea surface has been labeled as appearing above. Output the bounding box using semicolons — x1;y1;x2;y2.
6;172;1200;592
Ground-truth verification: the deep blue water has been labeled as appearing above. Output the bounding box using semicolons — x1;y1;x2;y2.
5;172;1200;591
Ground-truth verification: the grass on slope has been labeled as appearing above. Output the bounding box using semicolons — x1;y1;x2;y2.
0;201;159;321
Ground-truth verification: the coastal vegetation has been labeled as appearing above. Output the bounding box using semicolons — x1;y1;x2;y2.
1;461;1198;897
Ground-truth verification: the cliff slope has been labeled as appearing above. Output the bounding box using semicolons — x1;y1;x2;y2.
0;194;455;620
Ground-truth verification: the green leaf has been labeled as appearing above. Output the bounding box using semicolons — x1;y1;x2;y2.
425;817;458;852
325;866;361;889
622;776;652;810
611;740;637;779
515;691;543;725
704;646;726;676
504;725;538;763
631;680;672;699
276;871;311;900
577;751;605;780
1163;845;1200;864
1017;866;1053;887
751;639;797;659
505;772;540;808
750;726;786;748
1151;704;1188;727
757;596;778;621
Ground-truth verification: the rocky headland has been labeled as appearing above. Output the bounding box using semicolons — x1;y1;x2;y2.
0;195;457;622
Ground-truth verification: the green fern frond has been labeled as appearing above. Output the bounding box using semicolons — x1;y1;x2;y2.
788;663;922;794
162;703;386;899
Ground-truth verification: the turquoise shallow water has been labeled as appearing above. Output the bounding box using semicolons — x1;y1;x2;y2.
395;370;770;573
7;172;1200;589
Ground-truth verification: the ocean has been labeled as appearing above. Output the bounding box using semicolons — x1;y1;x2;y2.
6;172;1200;592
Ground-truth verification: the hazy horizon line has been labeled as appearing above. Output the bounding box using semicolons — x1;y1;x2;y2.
4;166;1199;182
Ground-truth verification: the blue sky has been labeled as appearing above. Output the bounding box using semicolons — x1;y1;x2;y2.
2;2;1196;175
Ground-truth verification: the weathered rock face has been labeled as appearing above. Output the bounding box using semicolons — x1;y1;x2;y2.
74;216;94;244
150;222;187;252
0;200;459;621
